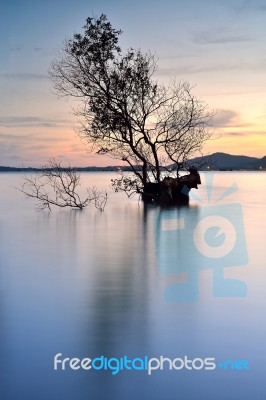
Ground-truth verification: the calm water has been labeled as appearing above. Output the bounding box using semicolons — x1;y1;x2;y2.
0;172;265;400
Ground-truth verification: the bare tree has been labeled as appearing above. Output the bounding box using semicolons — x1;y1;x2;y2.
19;158;107;211
50;14;213;201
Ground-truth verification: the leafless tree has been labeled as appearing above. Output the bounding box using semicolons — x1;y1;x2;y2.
19;158;107;211
50;14;214;200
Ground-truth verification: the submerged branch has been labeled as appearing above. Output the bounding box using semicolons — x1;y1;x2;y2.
18;158;107;211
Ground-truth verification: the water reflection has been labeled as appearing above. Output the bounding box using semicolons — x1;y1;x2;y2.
0;172;266;400
155;205;200;301
83;206;153;356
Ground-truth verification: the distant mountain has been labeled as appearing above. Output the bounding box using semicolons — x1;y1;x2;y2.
1;153;266;172
187;152;266;170
244;155;266;170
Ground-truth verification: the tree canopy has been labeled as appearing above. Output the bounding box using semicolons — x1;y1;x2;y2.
50;14;213;198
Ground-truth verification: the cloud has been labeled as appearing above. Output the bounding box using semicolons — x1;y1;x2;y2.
0;133;32;140
9;47;22;52
156;63;242;76
156;56;266;76
212;109;251;129
28;144;49;151
222;130;266;137
192;31;252;45
7;46;44;53
0;140;24;161
0;132;69;143
235;0;266;13
223;131;248;137
0;131;79;167
0;116;72;128
0;73;49;80
69;143;86;153
212;110;240;128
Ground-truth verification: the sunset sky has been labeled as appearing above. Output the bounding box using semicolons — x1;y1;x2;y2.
1;0;266;166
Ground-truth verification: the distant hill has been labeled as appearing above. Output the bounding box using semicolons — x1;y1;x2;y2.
0;166;40;172
0;165;133;172
187;152;266;170
1;153;266;172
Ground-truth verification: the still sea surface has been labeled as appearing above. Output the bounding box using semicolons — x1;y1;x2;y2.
0;171;265;400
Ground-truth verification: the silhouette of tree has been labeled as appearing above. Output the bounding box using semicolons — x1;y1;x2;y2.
19;158;107;211
50;14;213;200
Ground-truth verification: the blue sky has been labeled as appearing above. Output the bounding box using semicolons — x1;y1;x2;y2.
1;0;266;166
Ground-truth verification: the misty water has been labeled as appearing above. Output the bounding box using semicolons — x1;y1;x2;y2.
0;171;265;400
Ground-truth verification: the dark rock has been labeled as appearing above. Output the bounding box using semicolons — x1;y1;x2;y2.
142;166;201;205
